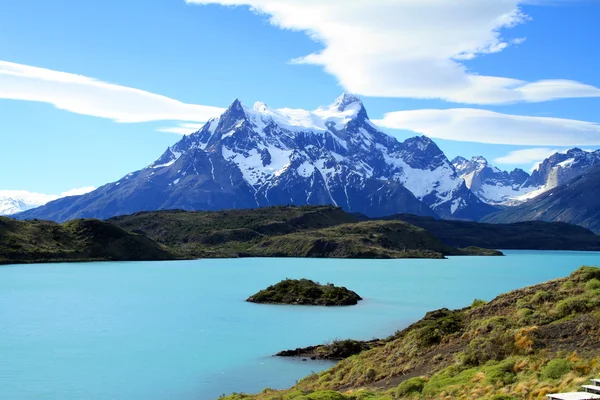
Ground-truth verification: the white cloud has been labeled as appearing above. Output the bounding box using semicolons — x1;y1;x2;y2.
60;186;97;197
0;60;224;123
186;0;600;104
0;187;96;204
157;123;206;135
374;108;600;146
494;148;561;165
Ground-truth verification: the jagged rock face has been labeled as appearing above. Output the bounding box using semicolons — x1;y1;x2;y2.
483;164;600;234
17;94;495;222
452;156;533;205
526;148;600;188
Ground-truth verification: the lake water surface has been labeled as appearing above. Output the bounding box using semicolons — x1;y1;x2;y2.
1;251;599;400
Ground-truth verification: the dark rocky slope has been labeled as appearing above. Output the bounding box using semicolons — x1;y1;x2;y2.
385;213;600;250
483;164;600;233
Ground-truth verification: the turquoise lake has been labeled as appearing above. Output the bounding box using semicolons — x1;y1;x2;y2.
1;251;600;400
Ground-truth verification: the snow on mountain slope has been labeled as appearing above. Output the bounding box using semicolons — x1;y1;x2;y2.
453;148;600;206
0;188;95;216
17;94;495;222
452;156;536;205
526;148;600;189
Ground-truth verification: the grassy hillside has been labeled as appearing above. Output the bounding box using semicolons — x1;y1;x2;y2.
220;266;600;400
385;214;600;251
109;206;488;259
4;206;497;264
0;217;172;264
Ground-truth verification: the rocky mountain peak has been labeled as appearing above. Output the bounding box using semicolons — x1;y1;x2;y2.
332;93;362;111
217;98;248;132
16;95;497;222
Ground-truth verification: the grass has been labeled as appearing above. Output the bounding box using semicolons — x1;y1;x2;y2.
218;266;600;400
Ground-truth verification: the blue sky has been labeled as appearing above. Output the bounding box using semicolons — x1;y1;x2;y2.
1;0;599;195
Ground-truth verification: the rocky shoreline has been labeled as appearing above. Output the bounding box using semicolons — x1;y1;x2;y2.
275;339;383;361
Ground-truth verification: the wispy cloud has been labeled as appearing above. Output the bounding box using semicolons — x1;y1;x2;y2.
494;148;561;165
374;108;600;146
0;60;224;123
60;186;97;197
157;123;207;135
186;0;600;105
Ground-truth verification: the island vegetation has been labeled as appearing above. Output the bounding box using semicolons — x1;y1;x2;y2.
247;279;362;306
220;266;600;400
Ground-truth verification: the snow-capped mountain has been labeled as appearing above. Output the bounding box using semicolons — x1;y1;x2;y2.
526;148;600;188
483;164;600;233
453;149;600;206
17;94;495;222
0;197;31;216
0;188;96;216
0;191;58;215
452;156;533;205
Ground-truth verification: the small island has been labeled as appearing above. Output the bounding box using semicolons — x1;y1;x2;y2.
246;279;362;306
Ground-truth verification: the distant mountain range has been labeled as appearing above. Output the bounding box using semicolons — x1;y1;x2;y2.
11;95;600;231
483;164;600;233
0;191;65;216
0;188;96;216
16;94;493;222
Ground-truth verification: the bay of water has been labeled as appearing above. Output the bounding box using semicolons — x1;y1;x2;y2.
1;251;599;400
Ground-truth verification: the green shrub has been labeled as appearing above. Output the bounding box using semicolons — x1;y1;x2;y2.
518;308;533;318
586;279;600;291
364;368;377;383
473;316;512;333
554;298;592;318
471;298;487;308
531;290;553;304
285;391;309;399
305;391;348;400
461;329;516;367
417;310;464;347
353;391;391;400
540;359;573;380
490;395;519;400
484;359;516;385
422;366;478;397
571;266;600;282
396;377;426;397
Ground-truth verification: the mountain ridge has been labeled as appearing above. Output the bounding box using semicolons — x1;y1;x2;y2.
483;164;600;233
16;94;494;222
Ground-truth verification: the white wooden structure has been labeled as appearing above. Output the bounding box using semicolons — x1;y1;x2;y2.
547;393;600;400
548;379;600;400
582;385;600;394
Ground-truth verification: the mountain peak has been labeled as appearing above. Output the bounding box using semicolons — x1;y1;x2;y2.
403;135;437;151
226;98;244;113
332;92;363;112
217;98;248;133
471;156;488;164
